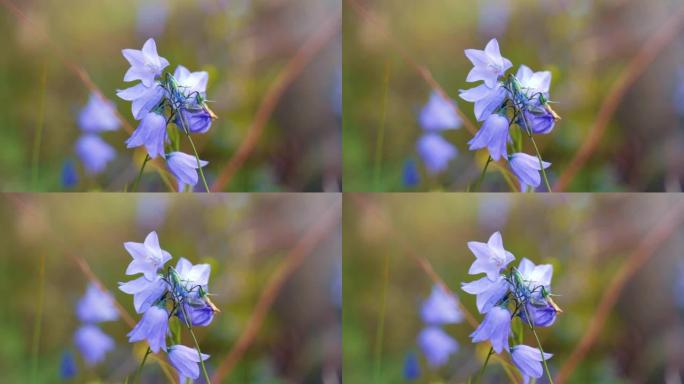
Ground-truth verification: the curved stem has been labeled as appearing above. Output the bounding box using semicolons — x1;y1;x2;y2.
186;134;210;193
130;155;150;192
522;304;554;384
180;304;211;384
520;113;552;192
473;156;492;191
132;347;151;383
475;347;495;384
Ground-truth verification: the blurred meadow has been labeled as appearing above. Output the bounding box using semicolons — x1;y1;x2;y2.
343;0;684;192
0;194;341;383
0;0;341;192
343;193;684;383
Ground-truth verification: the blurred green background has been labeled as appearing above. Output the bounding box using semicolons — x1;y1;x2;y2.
343;0;684;191
0;194;341;383
343;193;684;382
0;0;341;192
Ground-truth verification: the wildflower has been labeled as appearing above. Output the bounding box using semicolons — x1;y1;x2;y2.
117;83;166;120
119;275;169;313
403;158;420;187
508;153;551;191
515;65;551;101
420;285;463;325
467;231;515;281
469;305;511;353
419;92;461;131
178;108;213;134
78;93;120;133
74;324;115;366
519;302;557;327
464;38;512;88
60;351;77;379
522;109;555;134
125;111;168;158
75;135;116;175
417;133;457;174
467;113;510;161
510;345;552;383
461;275;509;314
61;159;79;188
122;38;169;87
124;231;172;281
515;258;553;301
403;351;421;380
167;345;210;382
166;152;209;192
76;283;119;323
459;83;508;122
173;65;209;98
177;302;215;327
172;257;211;298
127;305;169;353
418;326;459;367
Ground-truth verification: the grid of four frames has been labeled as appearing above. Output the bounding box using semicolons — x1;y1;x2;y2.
2;0;684;383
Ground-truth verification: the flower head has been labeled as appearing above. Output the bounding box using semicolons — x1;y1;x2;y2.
417;133;457;174
127;305;169;353
403;351;421;380
166;152;209;192
468;114;510;161
464;38;512;88
514;258;553;302
419;92;461;132
510;345;552;383
515;65;551;100
461;275;509;314
467;231;515;281
420;285;463;325
78;93;120;133
126;111;168;159
179;108;213;134
117;83;166;121
459;83;508;122
75;135;116;175
74;324;115;366
519;302;557;327
177;302;215;327
418;326;459;367
76;283;119;323
522;109;555;134
469;305;511;353
124;231;173;281
174;65;209;98
119;275;169;313
122;38;169;87
168;344;210;382
509;153;551;191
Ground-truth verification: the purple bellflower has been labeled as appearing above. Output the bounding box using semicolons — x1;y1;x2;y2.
509;153;551;191
461;275;510;314
76;283;119;323
403;351;421;380
511;345;553;383
127;304;169;353
417;133;457;174
119;275;169;314
468;113;510;161
418;326;459;367
126;111;168;158
467;231;515;281
117;83;166;121
469;305;511;353
420;285;464;325
419;92;462;132
167;344;210;382
122;38;169;87
519;302;557;327
166;152;209;192
124;231;172;281
464;39;512;88
74;324;115;366
459;83;508;122
515;258;553;301
78;93;120;133
75;135;116;175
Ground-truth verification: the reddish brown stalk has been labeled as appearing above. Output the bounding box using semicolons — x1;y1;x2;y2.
554;5;684;191
210;199;341;382
555;201;684;383
210;13;340;192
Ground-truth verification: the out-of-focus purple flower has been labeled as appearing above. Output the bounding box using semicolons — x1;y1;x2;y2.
519;302;557;327
117;83;166;120
126;111;168;159
674;262;684;310
674;69;684;117
509;153;551;191
515;258;553;301
515;65;551;101
510;345;552;383
478;0;511;38
75;134;116;175
136;0;169;38
166;152;209;192
76;283;119;323
418;326;459;367
124;231;173;281
74;324;115;366
167;344;210;382
403;158;420;187
78;93;120;133
174;66;209;98
464;38;512;88
178;108;213;134
523;109;555;134
459;83;508;122
119;275;169;314
61;159;79;188
136;195;169;230
468;114;510;161
60;350;77;379
467;231;515;281
419;92;461;132
417;133;457;175
477;196;510;231
127;305;169;353
421;285;463;325
177;302;215;327
403;351;421;380
469;305;511;354
461;275;509;314
122;38;169;87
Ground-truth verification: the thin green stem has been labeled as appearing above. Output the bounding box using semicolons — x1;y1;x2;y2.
522;304;554;384
131;347;151;383
30;253;46;383
186;134;210;193
180;304;211;384
473;156;492;191
374;252;390;381
373;60;391;190
475;347;495;384
520;113;552;192
31;63;48;190
130;155;150;192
